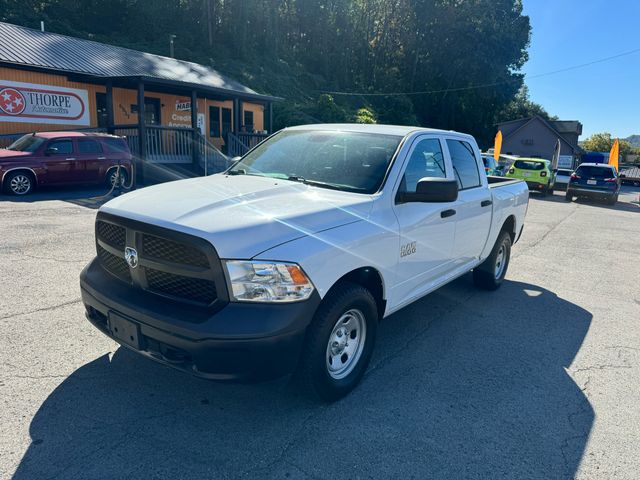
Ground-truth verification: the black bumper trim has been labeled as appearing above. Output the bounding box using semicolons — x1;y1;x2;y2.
81;258;321;381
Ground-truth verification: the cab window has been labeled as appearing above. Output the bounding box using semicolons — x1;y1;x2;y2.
47;139;73;155
447;139;481;190
400;138;446;193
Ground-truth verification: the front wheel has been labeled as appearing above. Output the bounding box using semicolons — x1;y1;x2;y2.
4;171;34;195
473;230;512;291
295;282;378;402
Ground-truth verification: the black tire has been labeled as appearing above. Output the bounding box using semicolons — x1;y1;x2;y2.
539;187;547;197
607;194;618;206
106;168;128;189
295;282;378;402
473;230;512;291
565;191;573;202
3;170;34;195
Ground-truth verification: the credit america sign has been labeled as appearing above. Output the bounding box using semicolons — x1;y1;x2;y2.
0;80;90;126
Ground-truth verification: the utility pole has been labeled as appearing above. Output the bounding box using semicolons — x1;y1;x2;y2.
169;34;176;58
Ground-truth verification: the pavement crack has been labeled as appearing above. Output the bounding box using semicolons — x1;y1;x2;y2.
0;298;81;320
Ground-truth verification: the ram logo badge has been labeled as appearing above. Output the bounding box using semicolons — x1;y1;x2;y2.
400;241;417;257
124;247;139;268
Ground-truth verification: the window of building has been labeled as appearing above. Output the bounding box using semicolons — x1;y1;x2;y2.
96;92;108;128
243;110;254;132
77;138;102;154
209;106;221;137
48;139;73;155
221;107;232;137
447;139;481;190
401;138;446;193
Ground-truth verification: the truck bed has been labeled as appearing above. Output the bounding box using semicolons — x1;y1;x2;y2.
487;176;523;188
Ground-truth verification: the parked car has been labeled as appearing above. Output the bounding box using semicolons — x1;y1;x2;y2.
80;124;529;401
505;158;555;195
553;168;574;191
566;163;620;205
481;154;505;176
0;132;132;195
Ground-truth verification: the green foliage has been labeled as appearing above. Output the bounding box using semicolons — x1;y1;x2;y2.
1;0;533;144
353;107;377;124
497;86;557;123
582;132;635;156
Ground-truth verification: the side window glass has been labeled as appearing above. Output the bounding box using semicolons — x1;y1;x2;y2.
77;139;102;154
401;138;445;193
48;139;73;155
447;139;481;190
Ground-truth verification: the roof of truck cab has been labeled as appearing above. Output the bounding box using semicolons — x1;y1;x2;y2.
284;124;473;138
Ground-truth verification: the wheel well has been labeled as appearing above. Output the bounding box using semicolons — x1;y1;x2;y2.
501;215;516;242
2;168;37;187
331;267;386;320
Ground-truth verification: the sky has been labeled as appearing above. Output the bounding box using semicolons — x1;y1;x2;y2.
521;0;639;139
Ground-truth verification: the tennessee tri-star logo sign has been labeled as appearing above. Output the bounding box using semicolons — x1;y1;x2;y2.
0;88;26;115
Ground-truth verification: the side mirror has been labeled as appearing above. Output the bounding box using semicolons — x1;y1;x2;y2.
44;147;58;156
398;178;458;203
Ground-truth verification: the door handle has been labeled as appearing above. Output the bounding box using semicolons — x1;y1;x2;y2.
481;199;492;207
97;156;107;160
440;209;456;218
65;157;76;161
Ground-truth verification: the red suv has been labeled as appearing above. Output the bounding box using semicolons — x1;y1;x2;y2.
0;132;133;195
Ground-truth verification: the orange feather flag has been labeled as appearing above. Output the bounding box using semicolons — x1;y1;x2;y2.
609;138;619;171
494;131;502;161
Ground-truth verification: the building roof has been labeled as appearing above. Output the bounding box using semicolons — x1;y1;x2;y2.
0;21;279;102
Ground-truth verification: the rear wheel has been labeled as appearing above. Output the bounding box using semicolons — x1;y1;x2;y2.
607;194;618;206
473;230;512;291
295;282;378;402
3;171;34;195
565;191;573;202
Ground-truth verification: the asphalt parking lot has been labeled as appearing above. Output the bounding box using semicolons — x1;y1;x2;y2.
1;184;639;480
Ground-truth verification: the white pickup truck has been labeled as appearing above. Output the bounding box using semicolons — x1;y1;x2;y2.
80;124;529;401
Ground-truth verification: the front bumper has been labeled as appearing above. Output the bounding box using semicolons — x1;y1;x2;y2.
80;258;320;381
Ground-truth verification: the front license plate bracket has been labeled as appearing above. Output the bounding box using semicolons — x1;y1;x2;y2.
108;312;142;350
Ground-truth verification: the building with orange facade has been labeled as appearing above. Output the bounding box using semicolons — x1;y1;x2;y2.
0;21;281;182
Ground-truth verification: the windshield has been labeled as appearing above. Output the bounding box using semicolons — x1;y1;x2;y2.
514;160;545;170
6;135;45;152
576;166;615;178
227;130;402;194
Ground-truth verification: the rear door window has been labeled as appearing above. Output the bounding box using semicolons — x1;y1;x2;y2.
447;139;481;190
77;139;102;154
102;138;129;154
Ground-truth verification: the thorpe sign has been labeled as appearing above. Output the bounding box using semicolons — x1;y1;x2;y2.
0;80;90;126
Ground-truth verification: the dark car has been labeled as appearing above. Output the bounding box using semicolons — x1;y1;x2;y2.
0;132;132;195
565;163;620;205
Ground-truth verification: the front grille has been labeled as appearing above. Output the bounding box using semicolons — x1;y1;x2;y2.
97;244;131;282
142;234;209;268
97;221;126;248
146;268;217;304
95;214;223;309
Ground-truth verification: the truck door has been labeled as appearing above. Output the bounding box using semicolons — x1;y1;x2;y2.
445;139;492;266
392;135;457;305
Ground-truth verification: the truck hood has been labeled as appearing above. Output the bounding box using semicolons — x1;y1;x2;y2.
100;174;373;258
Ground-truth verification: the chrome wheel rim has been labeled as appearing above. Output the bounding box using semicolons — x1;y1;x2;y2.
109;171;121;187
326;308;367;380
10;174;31;194
494;242;507;279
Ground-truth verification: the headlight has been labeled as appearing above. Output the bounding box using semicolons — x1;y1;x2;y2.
223;260;314;303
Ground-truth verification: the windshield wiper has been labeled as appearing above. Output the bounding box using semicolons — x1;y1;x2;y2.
286;175;365;193
227;169;246;175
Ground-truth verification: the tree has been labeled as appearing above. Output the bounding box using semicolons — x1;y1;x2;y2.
582;132;634;156
496;85;556;123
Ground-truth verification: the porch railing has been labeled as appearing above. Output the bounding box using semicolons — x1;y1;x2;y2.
226;132;269;157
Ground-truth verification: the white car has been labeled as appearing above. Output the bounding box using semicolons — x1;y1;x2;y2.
554;168;574;190
80;124;529;401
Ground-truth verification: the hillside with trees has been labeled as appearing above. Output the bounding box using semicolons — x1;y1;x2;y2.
1;0;536;147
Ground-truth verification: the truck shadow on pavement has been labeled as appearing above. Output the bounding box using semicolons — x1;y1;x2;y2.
13;277;593;479
0;185;120;209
